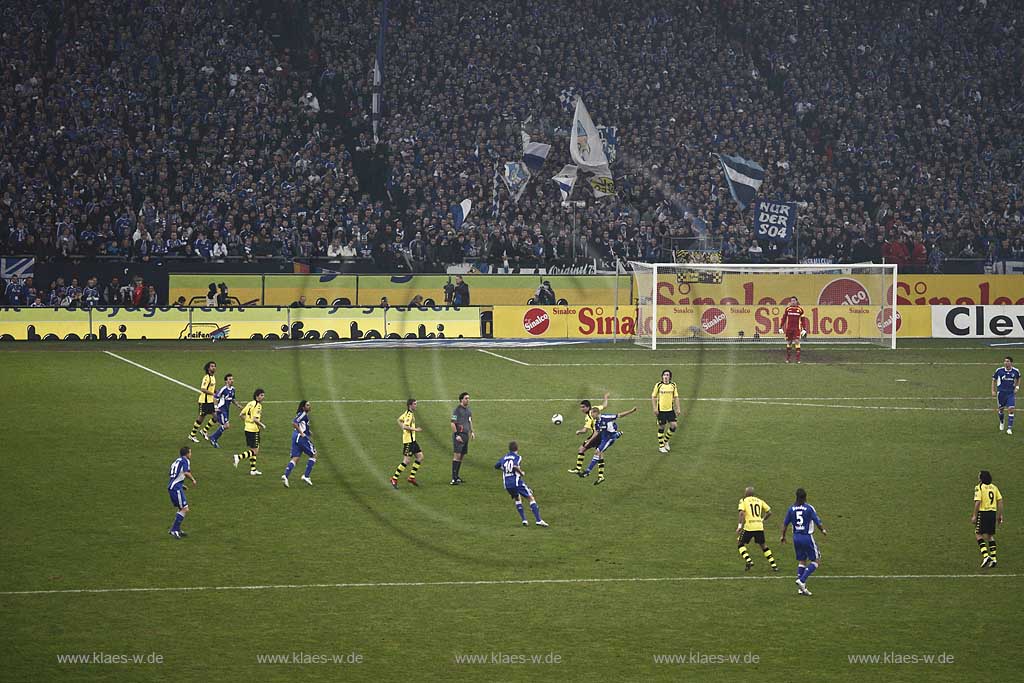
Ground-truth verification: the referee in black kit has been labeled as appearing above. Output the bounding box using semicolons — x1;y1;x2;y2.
450;392;474;485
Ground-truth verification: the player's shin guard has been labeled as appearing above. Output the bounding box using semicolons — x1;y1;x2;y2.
797;565;808;581
785;344;791;361
574;452;585;470
1009;412;1015;430
530;501;541;522
409;459;422;477
803;562;817;580
977;538;990;561
171;512;184;532
202;416;216;435
210;426;226;441
585;455;599;474
998;409;1005;425
189;418;202;437
304;458;316;478
391;462;407;479
795;343;801;363
249;453;257;472
657;428;665;448
763;547;778;570
283;461;295;478
596;459;605;478
515;502;526;522
988;540;997;561
666;425;676;442
738;546;753;567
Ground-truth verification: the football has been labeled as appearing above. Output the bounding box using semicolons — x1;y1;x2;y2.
551;413;563;425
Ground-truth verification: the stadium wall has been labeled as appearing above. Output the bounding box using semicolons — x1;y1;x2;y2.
0;306;481;341
168;273;1024;308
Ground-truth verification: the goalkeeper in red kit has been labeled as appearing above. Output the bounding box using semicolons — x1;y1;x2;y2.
779;297;806;363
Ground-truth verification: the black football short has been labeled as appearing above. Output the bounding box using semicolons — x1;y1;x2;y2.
580;432;601;451
657;410;677;424
245;431;260;449
976;511;997;536
403;441;422;458
198;402;215;416
739;530;766;546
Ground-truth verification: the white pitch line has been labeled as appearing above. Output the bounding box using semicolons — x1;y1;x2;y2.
1;573;1018;597
104;351;198;395
736;400;990;413
477;349;531;366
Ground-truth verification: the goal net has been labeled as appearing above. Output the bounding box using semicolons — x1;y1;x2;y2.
628;262;898;349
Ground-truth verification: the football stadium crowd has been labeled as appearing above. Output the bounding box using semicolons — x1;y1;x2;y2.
1;0;1022;289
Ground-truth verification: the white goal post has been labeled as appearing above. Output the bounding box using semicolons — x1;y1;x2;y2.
628;262;899;350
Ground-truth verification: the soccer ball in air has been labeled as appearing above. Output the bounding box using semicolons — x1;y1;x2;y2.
551;414;563;425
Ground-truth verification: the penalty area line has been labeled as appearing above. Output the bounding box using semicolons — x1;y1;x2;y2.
477;349;531;366
1;573;1019;597
103;351;198;395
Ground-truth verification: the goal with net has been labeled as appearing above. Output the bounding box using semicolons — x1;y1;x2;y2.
628;262;899;349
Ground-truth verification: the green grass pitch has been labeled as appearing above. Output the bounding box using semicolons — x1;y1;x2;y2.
0;340;1019;682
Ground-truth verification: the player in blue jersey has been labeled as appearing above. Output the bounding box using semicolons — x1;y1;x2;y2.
780;488;829;596
494;442;548;527
578;406;638;485
282;401;317;487
168;447;197;539
992;356;1020;435
208;374;242;448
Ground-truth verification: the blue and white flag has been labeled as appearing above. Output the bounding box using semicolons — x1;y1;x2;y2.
753;200;797;245
452;199;472;230
571;98;610;172
502;162;531;204
521;131;551;174
551;165;578;203
491;163;502;217
371;0;389;144
715;153;764;210
597;125;618;165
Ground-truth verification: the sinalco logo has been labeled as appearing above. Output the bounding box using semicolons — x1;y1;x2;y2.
523;308;550;335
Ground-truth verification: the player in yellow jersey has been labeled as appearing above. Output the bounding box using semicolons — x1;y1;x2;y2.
972;470;1004;568
188;361;218;442
651;370;681;453
569;392;609;474
233;388;266;475
390;399;425;488
736;486;779;572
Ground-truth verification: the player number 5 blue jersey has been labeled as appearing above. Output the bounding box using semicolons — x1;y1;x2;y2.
783;503;822;535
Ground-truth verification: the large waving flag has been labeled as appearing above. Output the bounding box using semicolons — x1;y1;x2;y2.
552;165;578;203
571;98;610;172
451;199;472;230
589;172;615;198
715;153;765;210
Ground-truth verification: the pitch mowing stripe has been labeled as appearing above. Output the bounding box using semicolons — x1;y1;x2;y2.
1;573;1019;597
260;396;991;404
529;362;994;367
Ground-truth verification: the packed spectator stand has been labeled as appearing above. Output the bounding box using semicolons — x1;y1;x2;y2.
1;0;1022;310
